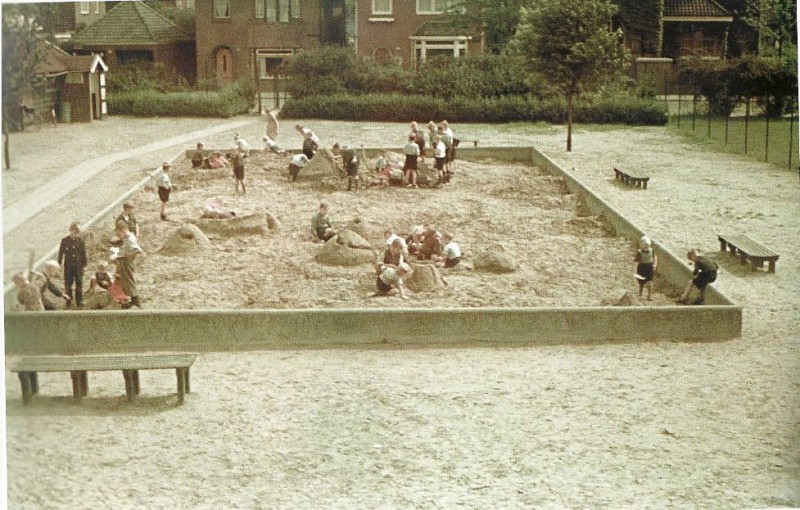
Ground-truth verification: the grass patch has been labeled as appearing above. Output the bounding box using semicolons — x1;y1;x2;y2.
668;114;800;171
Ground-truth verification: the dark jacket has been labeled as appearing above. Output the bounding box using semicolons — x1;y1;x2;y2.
58;235;87;269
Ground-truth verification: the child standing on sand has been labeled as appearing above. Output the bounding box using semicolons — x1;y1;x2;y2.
228;151;246;195
633;235;657;300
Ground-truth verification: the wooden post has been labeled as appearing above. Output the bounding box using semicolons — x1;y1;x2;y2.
764;104;770;162
788;96;795;170
176;368;186;404
70;371;83;401
18;372;33;405
253;49;262;115
744;98;750;155
3;124;10;170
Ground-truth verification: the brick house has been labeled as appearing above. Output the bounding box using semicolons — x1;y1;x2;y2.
354;0;481;67
70;1;196;82
661;0;733;58
39;1;107;42
194;0;345;87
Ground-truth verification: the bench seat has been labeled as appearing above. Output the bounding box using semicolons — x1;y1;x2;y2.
718;234;779;272
613;167;650;189
9;354;196;405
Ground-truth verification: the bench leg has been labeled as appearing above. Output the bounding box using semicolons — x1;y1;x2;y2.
30;372;39;395
133;370;140;395
122;370;136;402
70;371;84;401
176;368;186;404
719;239;727;252
768;260;776;273
184;368;191;394
18;372;33;405
642;180;647;189
79;371;88;397
740;253;747;266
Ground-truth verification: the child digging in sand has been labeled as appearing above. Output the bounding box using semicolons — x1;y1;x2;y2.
435;232;462;268
677;248;718;305
374;262;411;299
633;235;657;300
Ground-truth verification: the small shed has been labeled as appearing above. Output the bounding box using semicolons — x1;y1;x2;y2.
31;40;108;124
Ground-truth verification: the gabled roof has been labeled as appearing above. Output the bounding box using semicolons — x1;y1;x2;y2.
664;0;732;20
37;39;108;76
72;1;192;48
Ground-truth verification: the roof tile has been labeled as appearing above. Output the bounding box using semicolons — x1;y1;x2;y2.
72;1;191;47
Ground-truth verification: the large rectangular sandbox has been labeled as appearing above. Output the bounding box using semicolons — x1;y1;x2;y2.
4;147;741;355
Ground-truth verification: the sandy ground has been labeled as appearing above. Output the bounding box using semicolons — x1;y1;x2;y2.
3;117;800;508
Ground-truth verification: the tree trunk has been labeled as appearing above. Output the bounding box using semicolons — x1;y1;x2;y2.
3;123;10;170
566;93;573;152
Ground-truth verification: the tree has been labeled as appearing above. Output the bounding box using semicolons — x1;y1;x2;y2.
742;0;797;58
443;0;531;54
513;0;629;151
2;3;45;168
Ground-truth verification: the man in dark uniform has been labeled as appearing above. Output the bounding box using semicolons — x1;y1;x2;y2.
58;222;87;307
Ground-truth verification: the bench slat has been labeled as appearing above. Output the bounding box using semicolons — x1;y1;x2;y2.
9;354;196;373
613;167;649;180
718;234;778;258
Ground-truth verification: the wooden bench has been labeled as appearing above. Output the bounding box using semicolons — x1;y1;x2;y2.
718;234;779;272
9;354;196;405
613;167;650;189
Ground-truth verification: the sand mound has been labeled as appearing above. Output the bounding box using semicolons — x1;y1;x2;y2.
189;212;275;237
600;289;644;306
315;230;376;266
298;148;340;180
157;224;211;256
346;216;384;243
82;291;124;310
405;263;447;292
473;244;519;273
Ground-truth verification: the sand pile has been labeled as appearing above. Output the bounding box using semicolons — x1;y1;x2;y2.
189;211;276;237
345;216;384;244
405;263;447;293
298;148;340;181
315;230;376;266
473;244;519;273
157;224;211;256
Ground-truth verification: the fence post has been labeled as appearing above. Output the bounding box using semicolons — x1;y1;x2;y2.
725;108;730;145
677;79;682;127
707;101;712;137
692;87;697;131
744;98;750;155
789;96;796;170
764;102;770;162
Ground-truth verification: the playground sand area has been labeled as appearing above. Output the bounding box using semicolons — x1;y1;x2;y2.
82;149;677;310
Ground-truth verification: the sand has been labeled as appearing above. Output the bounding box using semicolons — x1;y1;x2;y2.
4;120;800;508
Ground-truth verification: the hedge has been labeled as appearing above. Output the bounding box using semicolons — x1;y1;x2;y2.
108;80;253;118
280;93;668;125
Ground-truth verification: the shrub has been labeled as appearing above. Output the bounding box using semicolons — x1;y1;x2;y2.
109;80;253;117
106;60;191;93
281;92;667;125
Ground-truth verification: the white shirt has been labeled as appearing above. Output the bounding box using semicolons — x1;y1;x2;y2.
235;138;250;151
435;141;447;159
386;234;407;249
291;153;309;167
157;171;171;189
443;241;461;259
379;267;402;286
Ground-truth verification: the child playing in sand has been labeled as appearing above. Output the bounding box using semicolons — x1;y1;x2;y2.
288;153;309;182
677;248;718;305
374;262;411;299
433;135;447;186
379;238;406;272
156;161;172;221
191;142;206;168
12;271;44;311
207;152;228;169
403;134;420;188
87;260;113;293
332;143;359;192
311;202;336;242
234;133;250;152
262;135;286;155
633;235;657;300
435;232;462;268
228;151;246;195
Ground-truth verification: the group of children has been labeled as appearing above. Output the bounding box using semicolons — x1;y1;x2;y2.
633;236;718;305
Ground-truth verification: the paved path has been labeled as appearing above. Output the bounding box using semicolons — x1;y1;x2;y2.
2;119;253;235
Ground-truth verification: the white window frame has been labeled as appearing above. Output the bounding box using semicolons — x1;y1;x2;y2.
416;0;462;15
372;0;392;15
256;49;295;79
411;36;470;64
255;0;301;21
79;2;90;15
94;1;100;14
214;0;231;18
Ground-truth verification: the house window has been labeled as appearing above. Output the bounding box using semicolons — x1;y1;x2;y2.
372;0;392;15
94;2;100;14
256;49;295;78
79;2;90;14
214;0;230;18
416;0;462;15
255;0;301;22
413;38;469;64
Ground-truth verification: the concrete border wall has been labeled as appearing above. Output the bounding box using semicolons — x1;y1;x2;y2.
4;146;741;355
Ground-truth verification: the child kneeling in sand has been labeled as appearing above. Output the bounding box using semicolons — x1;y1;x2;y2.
677;248;718;305
434;232;461;268
633;235;657;300
374;262;411;299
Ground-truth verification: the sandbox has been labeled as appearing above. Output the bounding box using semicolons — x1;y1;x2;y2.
4;147;741;354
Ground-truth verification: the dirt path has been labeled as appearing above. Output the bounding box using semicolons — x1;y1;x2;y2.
3;117;799;508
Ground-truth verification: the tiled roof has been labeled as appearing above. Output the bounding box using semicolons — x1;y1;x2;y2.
37;40;108;76
664;0;731;18
72;1;192;47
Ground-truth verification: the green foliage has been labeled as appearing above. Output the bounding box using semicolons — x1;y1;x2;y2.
109;80;253;118
741;0;796;57
106;61;191;93
612;0;662;56
2;4;44;131
679;56;797;117
443;0;530;53
281;48;532;100
280;92;667;125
